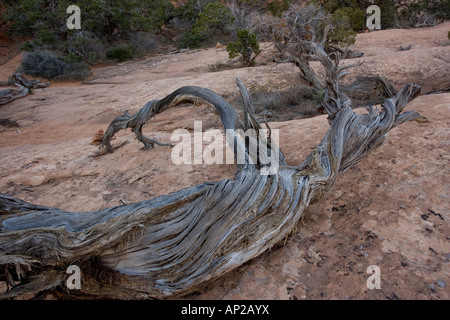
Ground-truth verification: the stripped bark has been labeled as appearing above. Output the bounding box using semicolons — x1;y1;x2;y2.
0;73;49;106
0;45;421;299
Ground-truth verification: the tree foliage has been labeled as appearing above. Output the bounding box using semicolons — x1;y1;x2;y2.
2;0;174;78
226;29;261;66
4;0;175;40
178;2;235;48
196;2;236;35
267;0;291;17
398;0;450;27
174;0;217;24
315;0;450;29
326;8;357;46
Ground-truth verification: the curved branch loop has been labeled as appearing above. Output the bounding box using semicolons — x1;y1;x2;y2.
0;45;421;299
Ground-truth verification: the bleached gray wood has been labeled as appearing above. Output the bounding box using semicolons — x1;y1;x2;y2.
0;44;421;299
0;73;49;105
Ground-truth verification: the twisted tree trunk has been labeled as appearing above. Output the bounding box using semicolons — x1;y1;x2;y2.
0;46;421;299
0;73;49;106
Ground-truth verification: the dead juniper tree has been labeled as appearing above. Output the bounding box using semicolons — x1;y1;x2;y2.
253;4;331;90
252;4;363;91
251;2;392;114
0;73;49;105
0;37;422;299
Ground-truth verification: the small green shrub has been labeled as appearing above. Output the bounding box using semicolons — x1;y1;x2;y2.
226;29;261;67
106;45;134;62
21;41;35;52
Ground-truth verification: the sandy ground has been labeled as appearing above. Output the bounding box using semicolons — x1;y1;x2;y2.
0;22;449;299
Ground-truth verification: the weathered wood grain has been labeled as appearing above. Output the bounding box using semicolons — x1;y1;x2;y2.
0;45;421;299
0;73;49;105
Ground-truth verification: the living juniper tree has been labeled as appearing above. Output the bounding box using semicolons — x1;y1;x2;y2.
226;28;261;67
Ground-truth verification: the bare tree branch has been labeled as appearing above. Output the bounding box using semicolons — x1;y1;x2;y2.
0;73;49;106
0;40;422;300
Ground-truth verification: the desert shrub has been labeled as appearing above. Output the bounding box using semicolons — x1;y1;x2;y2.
314;0;392;28
256;86;316;108
60;51;84;64
196;2;235;35
178;29;207;49
19;50;90;80
129;32;157;57
106;45;134;62
398;0;450;27
56;61;91;81
19;50;68;79
230;0;268;29
333;7;365;32
317;0;449;29
282;85;316;104
4;0;175;67
174;0;216;25
327;9;357;46
433;0;450;21
24;25;58;48
251;85;321;118
267;0;290;17
20;41;34;52
58;33;107;64
5;0;175;40
226;29;261;67
376;0;401;28
177;2;235;48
